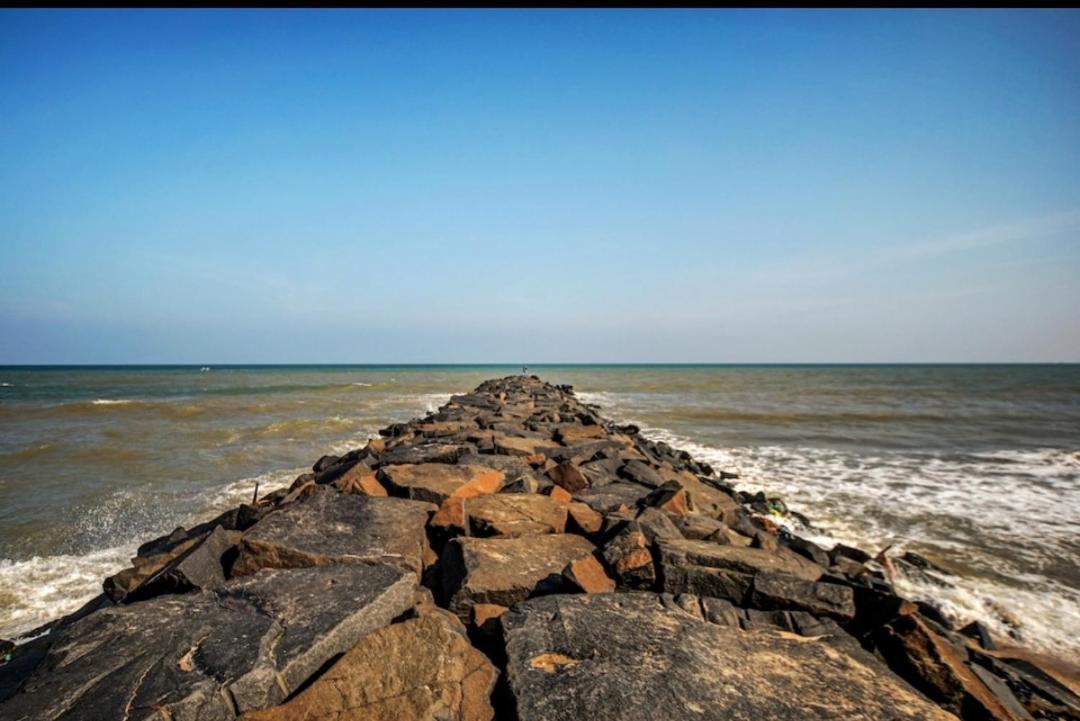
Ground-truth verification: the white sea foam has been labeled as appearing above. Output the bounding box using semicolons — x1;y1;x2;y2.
350;382;373;387
624;423;1080;656
90;399;135;406
0;545;135;640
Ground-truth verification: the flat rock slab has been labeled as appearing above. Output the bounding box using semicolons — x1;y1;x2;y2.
464;493;568;537
232;491;435;576
660;539;825;601
241;614;496;721
442;535;596;618
501;592;957;721
379;463;504;504
0;564;416;721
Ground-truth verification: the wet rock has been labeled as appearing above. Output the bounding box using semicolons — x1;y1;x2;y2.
441;534;596;619
781;531;832;566
379;463;504;504
501;592;957;721
959;620;998;651
241;613;496;721
232;491;435;577
494;435;561;457
0;565;416;720
874;612;1023;720
104;531;209;602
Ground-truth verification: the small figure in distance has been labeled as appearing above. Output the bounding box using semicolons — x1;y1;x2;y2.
522;365;528;376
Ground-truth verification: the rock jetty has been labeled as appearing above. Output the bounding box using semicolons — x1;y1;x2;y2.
2;375;1078;720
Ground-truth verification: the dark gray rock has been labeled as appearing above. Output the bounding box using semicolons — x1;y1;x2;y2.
751;571;856;621
232;491;435;577
0;565;416;720
617;460;664;488
501;592;956;721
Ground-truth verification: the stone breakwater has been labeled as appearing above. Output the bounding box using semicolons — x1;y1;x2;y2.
0;376;1077;721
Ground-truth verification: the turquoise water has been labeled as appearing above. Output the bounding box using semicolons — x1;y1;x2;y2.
1;364;1078;655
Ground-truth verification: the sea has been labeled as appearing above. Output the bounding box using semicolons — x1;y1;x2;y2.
1;365;1077;658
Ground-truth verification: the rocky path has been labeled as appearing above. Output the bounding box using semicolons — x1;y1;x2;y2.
1;376;1077;720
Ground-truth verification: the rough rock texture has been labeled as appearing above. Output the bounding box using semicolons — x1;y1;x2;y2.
501;593;957;721
232;491;435;576
241;614;496;721
462;493;568;537
442;534;596;618
379;463;504;504
2;375;1054;721
1;565;416;720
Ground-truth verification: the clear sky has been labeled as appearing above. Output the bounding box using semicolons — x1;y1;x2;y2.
2;9;1078;363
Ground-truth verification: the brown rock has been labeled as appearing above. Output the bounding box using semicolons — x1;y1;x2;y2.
333;464;388;496
546;462;590;492
442;534;597;618
645;483;691;516
554;424;606;445
431;497;468;537
562;555;616;593
494;435;560;457
232;492;435;577
875;613;1023;720
546;485;572;505
380;463;504;504
600;525;656;590
241;614;496;721
566;501;604;535
465;493;567;537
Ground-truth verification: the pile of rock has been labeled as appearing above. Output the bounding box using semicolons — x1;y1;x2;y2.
1;376;1077;720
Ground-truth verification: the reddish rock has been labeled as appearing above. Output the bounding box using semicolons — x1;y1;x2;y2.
600;525;656;590
334;464;388;496
554;424;606;445
562;555;616;593
442;534;598;618
465;493;567;537
875;613;1023;721
546;485;573;505
232;492;435;577
380;463;504;504
566;502;604;535
241;614;497;721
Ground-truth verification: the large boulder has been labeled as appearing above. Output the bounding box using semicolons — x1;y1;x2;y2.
105;525;237;602
659;538;824;603
461;493;568;537
0;565;416;720
240;614;497;721
501;592;957;721
441;534;597;618
232;492;435;577
379;463;504;504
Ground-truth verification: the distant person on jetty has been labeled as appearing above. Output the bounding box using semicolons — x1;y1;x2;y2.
522;365;528;375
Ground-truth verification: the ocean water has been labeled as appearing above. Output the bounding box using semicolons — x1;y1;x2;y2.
1;365;1078;657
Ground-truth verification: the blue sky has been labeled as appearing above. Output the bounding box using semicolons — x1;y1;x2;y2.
2;9;1078;363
